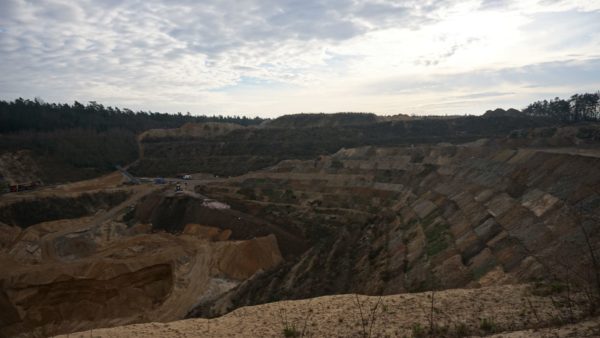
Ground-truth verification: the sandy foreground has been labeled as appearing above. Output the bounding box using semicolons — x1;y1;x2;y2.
54;284;600;338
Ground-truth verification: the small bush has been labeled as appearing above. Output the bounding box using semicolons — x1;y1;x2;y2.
479;318;496;333
330;159;344;169
283;326;300;337
424;222;450;257
452;322;469;337
411;323;426;338
531;280;566;296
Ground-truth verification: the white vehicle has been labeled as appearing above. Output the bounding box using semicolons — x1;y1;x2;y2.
183;174;192;180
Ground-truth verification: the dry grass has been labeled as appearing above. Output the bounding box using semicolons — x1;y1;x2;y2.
54;284;600;338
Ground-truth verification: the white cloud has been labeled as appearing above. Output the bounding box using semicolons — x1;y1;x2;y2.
0;0;598;116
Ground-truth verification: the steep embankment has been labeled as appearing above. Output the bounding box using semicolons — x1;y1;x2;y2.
0;129;139;184
0;190;130;228
131;192;307;258
131;114;549;177
139;122;244;140
0;175;285;337
190;126;600;317
0;225;283;337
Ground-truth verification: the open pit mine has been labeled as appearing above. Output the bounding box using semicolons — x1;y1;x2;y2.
1;121;600;338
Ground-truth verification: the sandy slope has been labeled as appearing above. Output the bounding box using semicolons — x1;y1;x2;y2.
0;169;285;337
55;284;599;338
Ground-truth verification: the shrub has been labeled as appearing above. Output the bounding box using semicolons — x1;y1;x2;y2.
411;323;426;338
283;326;300;338
479;318;496;333
452;322;469;337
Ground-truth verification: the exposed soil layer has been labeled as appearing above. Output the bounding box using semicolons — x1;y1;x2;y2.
0;230;283;337
0;190;129;228
188;129;600;317
134;193;307;258
131;115;550;177
6;264;173;334
0;173;284;337
2;124;600;337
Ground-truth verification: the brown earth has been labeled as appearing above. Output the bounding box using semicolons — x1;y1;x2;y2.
0;170;284;337
1;220;283;337
182;223;232;241
0;170;127;207
132;190;307;258
189;128;600;317
2;125;600;337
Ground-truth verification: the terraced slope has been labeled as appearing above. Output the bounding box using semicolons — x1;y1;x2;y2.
131;114;548;177
2;124;599;337
190;134;600;317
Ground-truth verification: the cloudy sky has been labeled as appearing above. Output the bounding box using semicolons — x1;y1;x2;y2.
0;0;599;117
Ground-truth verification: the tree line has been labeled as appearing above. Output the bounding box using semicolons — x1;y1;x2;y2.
0;98;264;183
0;93;596;184
522;92;600;122
0;98;265;134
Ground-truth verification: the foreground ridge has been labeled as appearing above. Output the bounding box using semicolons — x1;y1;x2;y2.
56;284;600;338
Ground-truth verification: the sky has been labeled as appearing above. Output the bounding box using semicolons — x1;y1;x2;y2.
0;0;599;117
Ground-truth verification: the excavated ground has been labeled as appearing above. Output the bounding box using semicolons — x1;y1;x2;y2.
132;191;307;258
2;125;600;337
189;127;600;318
0;190;130;228
0;173;285;337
